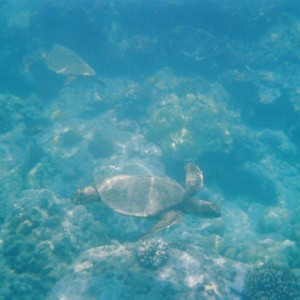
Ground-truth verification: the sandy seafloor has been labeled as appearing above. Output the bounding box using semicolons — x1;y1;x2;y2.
0;0;300;299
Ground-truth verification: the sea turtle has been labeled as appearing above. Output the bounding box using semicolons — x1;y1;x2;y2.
24;44;96;77
42;44;96;76
74;163;221;237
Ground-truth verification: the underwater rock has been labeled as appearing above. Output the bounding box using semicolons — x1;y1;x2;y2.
48;242;247;300
220;203;298;266
258;207;292;234
258;129;298;160
0;111;32;222
51;78;105;118
231;162;279;205
1;189;107;299
144;71;236;161
223;235;297;266
258;85;281;104
242;264;300;300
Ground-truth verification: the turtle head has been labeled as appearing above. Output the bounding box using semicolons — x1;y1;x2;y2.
184;163;221;218
73;185;100;204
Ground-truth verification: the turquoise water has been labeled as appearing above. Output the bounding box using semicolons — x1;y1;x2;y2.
0;1;300;299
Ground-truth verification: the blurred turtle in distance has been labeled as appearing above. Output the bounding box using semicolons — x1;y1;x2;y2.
24;44;95;77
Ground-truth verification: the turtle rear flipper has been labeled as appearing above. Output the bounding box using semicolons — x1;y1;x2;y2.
185;199;221;218
142;210;184;239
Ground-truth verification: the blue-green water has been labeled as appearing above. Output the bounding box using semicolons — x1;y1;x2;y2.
1;1;300;299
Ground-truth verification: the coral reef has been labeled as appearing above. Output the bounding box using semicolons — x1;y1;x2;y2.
135;239;169;269
242;264;300;300
48;242;247;300
258;207;292;234
1;2;300;299
144;73;236;161
1;189;107;299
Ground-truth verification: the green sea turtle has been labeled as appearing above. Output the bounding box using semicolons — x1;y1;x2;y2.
74;163;221;237
24;44;96;77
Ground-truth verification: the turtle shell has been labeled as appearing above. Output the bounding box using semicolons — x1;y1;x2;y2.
96;175;186;217
44;44;96;76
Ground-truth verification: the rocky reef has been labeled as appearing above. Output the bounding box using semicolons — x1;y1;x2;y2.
143;70;236;161
1;189;107;299
1;1;300;299
242;264;300;300
48;241;247;300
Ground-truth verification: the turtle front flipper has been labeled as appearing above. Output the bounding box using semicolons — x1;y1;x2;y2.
142;210;184;239
185;162;204;196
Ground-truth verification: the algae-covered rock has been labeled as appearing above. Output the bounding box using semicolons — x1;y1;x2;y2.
144;73;236;160
48;241;247;300
1;189;107;300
